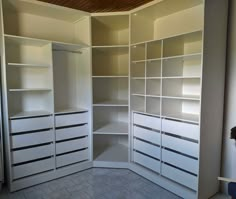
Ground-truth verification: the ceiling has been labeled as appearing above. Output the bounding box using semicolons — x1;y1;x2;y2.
38;0;154;13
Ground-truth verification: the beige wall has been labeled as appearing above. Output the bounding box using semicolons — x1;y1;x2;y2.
221;0;236;193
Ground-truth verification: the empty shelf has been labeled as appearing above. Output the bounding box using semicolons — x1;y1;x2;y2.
55;107;88;115
163;112;199;123
93;76;128;78
94;122;128;135
93;100;128;107
162;95;200;100
10;110;52;119
9;88;51;92
7;63;50;68
94;144;128;162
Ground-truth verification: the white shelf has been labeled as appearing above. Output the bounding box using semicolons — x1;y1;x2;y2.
7;63;50;68
93;45;129;48
94;122;128;135
132;77;146;80
162;76;201;79
10;110;52;119
92;76;128;78
132;60;146;63
55;107;88;115
163;112;199;124
146;95;161;98
162;53;202;60
93;100;128;107
162;95;200;101
94;144;128;162
132;93;145;97
9;88;51;92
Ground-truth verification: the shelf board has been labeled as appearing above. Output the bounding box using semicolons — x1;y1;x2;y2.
146;95;161;98
93;100;128;107
162;76;201;79
132;60;146;63
9;88;52;92
10;110;52;119
163;112;199;124
132;110;161;118
131;77;145;80
94;122;128;135
55;107;88;115
146;58;162;62
93;76;128;78
92;45;129;48
146;77;161;80
7;63;50;68
94;144;128;162
162;95;200;101
132;93;145;97
162;53;202;61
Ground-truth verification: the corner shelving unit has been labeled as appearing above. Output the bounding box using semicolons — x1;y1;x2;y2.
92;14;129;167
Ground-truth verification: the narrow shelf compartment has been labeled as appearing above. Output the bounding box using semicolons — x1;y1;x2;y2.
55;107;88;115
146;97;161;115
131;43;146;62
131;95;145;113
131;79;145;96
94;143;128;162
92;47;129;76
162;78;201;100
94;122;128;135
162;98;200;123
147;40;162;60
131;61;145;78
146;79;161;96
10;110;52;119
92;15;129;46
162;54;202;77
163;31;203;58
146;60;161;78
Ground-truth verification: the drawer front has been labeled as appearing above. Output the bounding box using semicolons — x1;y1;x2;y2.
162;163;198;190
56;125;88;141
134;151;160;173
134;139;160;159
162;134;199;158
162;119;199;140
11;130;53;149
11;116;53;133
12;144;53;164
56;112;89;127
56;149;89;168
13;158;54;179
162;149;199;174
56;137;88;155
134;126;160;145
133;113;161;130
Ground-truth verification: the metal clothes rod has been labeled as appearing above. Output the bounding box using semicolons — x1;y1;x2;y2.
53;49;82;54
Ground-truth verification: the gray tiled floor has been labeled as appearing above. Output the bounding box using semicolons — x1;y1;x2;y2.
0;168;182;199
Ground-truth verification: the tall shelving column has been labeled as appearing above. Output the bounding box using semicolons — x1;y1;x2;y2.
91;14;130;167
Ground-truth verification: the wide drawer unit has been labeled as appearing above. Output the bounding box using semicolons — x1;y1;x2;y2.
55;112;89;127
162;119;199;140
56;136;88;154
162;149;199;174
162;134;199;158
133;126;160;145
12;158;54;179
134;151;160;173
12;144;53;164
56;124;88;141
11;116;53;133
133;113;161;130
11;130;53;149
134;139;160;159
162;163;198;191
56;149;89;168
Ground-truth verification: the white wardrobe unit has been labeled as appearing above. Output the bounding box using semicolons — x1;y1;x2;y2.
0;0;228;198
130;0;228;199
0;0;92;191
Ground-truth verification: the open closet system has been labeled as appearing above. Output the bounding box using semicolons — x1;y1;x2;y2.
0;0;228;198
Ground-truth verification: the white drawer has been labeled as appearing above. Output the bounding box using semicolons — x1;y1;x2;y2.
11;116;53;133
56;137;88;154
13;158;54;179
11;130;53;149
162;134;199;158
162;119;199;140
133;113;161;130
55;112;89;127
56;149;89;168
56;125;88;141
12;144;53;164
162;149;199;174
134;151;160;173
134;139;160;159
134;126;160;145
162;163;198;190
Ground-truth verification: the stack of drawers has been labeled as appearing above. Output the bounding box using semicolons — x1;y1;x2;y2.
133;113;200;191
55;112;89;168
10;116;54;180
